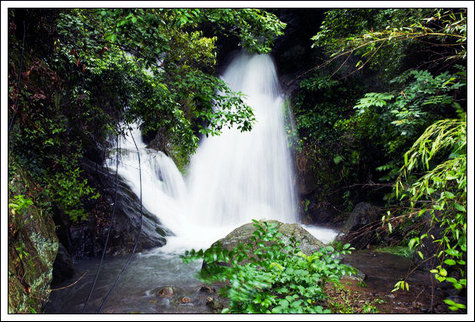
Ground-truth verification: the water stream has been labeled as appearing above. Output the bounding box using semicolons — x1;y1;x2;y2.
45;53;338;313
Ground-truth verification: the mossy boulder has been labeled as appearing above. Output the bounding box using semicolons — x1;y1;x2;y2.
8;171;59;313
211;220;325;256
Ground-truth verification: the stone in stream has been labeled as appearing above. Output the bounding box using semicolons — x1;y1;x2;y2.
198;285;215;293
179;296;192;305
155;286;175;298
342;202;382;233
206;296;225;313
202;220;325;272
211;219;325;255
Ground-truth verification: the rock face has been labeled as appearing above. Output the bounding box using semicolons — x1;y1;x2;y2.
51;243;74;286
338;202;382;249
342;202;382;233
212;220;325;256
272;9;326;94
8;171;59;313
54;159;171;260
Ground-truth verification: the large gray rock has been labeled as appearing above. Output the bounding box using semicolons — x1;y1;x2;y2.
201;220;325;274
212;220;325;256
338;202;382;249
342;202;382;233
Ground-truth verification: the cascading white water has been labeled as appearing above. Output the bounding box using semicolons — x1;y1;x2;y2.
106;53;337;254
186;54;297;227
105;125;189;238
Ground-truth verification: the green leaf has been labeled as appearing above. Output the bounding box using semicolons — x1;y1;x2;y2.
444;259;456;266
444;191;455;199
453;203;466;212
445;249;460;257
333;155;344;164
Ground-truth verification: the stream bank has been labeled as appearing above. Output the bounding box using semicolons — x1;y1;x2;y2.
44;247;453;314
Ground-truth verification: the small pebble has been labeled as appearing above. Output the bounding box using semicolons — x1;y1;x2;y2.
180;296;191;304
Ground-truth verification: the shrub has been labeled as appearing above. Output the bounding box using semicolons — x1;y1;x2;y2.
182;220;356;313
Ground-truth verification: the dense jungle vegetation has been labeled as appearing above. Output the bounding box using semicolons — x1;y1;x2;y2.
290;8;467;311
7;7;467;314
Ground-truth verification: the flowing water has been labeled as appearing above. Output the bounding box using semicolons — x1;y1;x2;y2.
106;53;338;253
45;53;339;313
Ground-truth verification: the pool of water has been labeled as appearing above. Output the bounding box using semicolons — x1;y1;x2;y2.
44;224;340;314
44;249;213;314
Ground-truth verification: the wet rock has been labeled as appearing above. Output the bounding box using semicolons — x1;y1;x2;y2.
211;220;324;256
302;201;338;226
198;285;215;293
338;202;382;249
51;243;74;286
8;171;59;313
202;220;325;273
271;9;325;93
179;296;192;304
206;296;225;313
155;286;175;298
342;202;382;233
144;128;169;154
158;297;170;307
343;268;366;283
59;159;172;259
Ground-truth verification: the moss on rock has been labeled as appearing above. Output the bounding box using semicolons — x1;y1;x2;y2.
212;220;325;256
8;169;58;313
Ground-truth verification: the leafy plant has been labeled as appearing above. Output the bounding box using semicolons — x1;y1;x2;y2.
362;301;378;313
387;117;466;310
292;8;467;312
313;9;466;76
182;220;356;313
47;165;100;221
9;195;34;215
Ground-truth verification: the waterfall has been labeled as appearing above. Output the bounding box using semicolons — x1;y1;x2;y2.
106;53;336;254
186;54;297;227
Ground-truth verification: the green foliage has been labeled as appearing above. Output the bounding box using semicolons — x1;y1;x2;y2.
9;8;285;222
291;9;466;211
362;302;379;313
343;68;466;164
290;71;370;206
182;220;356;313
53;8;284;154
388;117;466;310
443;298;467;311
313;9;466;76
292;8;467;311
9;195;34;215
199;9;286;54
325;279;382;313
47;165;100;221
